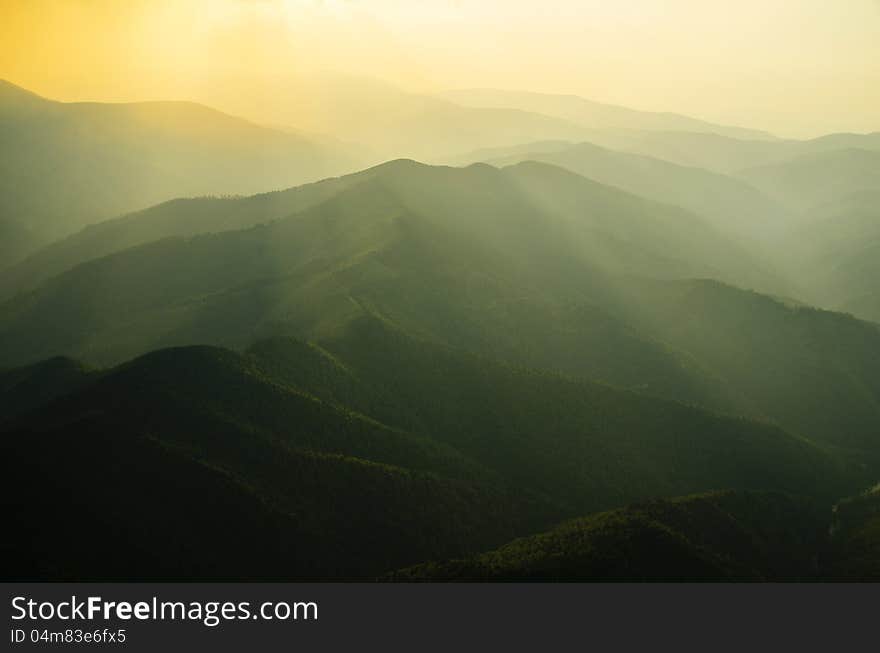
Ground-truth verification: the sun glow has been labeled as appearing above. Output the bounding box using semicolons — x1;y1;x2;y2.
1;0;878;136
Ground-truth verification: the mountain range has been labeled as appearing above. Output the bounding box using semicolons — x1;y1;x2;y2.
0;321;859;580
440;89;775;140
2;78;880;581
0;79;361;263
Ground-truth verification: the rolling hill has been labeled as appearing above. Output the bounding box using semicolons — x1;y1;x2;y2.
1;160;879;456
844;293;880;325
441;89;774;140
0;169;379;300
0;343;549;580
825;485;880;580
449;129;880;179
612;278;880;449
0;79;360;256
0;159;770;367
199;73;593;162
774;191;880;321
389;491;827;581
0;217;44;268
3;154;769;300
481;141;790;240
0;321;857;579
735;148;880;212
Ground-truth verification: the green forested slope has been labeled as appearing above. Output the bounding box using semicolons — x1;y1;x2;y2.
0;345;553;580
0;159;764;365
0;324;858;579
485;141;788;240
389;491;827;581
613;278;880;448
736;149;880;212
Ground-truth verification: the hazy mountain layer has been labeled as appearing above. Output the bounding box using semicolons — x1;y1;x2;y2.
611;279;880;449
5;154;766;298
441;89;774;140
1;160;878;453
736;149;880;212
0;159;767;365
0;169;378;300
196;73;593;163
481;141;790;241
777;191;880;320
0;217;44;268
500;129;880;175
0;79;360;253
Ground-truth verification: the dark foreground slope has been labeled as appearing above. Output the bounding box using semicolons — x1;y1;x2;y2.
390;491;826;581
0;321;857;580
0;345;550;581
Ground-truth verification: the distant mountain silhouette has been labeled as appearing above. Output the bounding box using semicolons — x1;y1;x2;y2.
450;129;880;176
0;79;361;257
736;148;880;212
773;191;880;322
441;89;776;140
1;160;879;457
195;73;593;162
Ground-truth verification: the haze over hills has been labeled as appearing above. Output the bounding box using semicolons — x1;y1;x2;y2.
192;74;798;165
449;129;880;181
478;141;790;241
0;159;775;368
735;148;880;213
0;169;383;300
440;89;776;141
777;191;880;321
0;79;361;263
2;159;879;467
192;73;594;162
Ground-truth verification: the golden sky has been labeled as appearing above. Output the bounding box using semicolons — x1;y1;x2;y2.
1;0;878;137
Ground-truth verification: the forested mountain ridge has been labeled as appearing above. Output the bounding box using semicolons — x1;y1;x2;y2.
389;490;828;581
0;159;770;366
1;159;878;460
481;141;790;240
440;89;775;140
0;323;864;580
